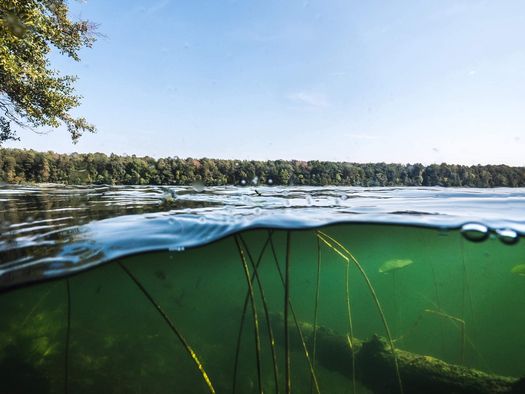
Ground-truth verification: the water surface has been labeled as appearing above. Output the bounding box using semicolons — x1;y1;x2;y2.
1;185;524;289
0;185;524;393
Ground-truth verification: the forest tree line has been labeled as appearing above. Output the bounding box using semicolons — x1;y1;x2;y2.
1;148;524;187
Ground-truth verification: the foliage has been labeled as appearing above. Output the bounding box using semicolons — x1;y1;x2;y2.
0;0;96;144
378;259;414;274
1;148;524;187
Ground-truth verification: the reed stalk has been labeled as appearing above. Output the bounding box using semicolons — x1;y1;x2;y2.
65;279;71;394
21;286;53;327
459;239;475;365
429;259;446;355
345;258;356;394
269;233;321;394
118;261;216;394
284;231;291;394
317;230;404;394
310;237;321;394
238;233;280;394
234;235;263;394
425;308;466;363
231;232;273;394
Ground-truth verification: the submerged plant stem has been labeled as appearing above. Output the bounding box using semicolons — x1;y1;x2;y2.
460;239;475;365
425;308;467;365
21;287;53;328
117;262;216;394
231;233;273;394
284;231;291;394
429;259;446;355
345;259;356;394
317;230;404;394
238;234;280;394
270;233;321;394
234;235;263;394
65;279;71;394
310;238;321;394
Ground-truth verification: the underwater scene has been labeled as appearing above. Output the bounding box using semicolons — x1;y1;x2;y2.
1;186;525;393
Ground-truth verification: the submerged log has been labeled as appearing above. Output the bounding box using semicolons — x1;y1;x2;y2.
357;335;522;394
270;313;524;394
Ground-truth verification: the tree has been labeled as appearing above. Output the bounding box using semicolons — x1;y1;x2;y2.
0;0;96;144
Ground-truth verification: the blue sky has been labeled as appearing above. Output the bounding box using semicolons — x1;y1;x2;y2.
6;0;525;165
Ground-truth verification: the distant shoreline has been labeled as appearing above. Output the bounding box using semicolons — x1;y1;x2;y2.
1;148;524;187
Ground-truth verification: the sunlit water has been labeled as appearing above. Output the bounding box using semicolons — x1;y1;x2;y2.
1;185;524;393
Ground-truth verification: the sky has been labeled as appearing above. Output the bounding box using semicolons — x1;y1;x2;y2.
5;0;525;165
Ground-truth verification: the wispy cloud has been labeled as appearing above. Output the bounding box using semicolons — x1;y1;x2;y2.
128;0;171;17
287;91;329;108
346;133;380;140
229;26;315;44
145;0;171;15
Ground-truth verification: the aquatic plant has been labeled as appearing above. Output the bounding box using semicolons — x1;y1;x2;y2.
311;237;322;394
117;261;216;394
231;231;320;394
459;238;476;366
231;232;275;394
0;284;65;391
233;234;266;394
65;279;71;394
315;233;358;394
316;230;404;394
511;264;525;276
284;232;291;394
268;232;321;394
425;309;465;363
238;234;280;393
393;303;472;367
378;259;414;274
378;258;414;339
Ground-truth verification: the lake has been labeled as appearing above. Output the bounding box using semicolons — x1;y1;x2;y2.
1;185;524;393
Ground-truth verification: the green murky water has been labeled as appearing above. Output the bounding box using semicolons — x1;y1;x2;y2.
1;224;524;393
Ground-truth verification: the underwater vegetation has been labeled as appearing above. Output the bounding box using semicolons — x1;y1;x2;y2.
378;259;414;274
0;224;524;393
511;264;525;276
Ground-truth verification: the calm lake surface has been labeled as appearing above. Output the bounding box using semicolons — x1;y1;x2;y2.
1;185;524;393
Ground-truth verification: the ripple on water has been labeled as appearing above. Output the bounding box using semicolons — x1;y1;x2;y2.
1;185;524;289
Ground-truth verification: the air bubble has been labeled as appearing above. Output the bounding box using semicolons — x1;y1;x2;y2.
268;178;273;185
495;228;519;245
460;223;489;243
240;179;247;186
